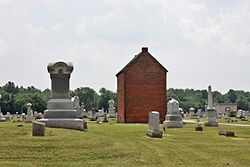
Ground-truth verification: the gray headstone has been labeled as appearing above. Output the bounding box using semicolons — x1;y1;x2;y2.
163;99;183;128
108;100;116;118
32;122;45;136
146;111;163;138
39;62;84;130
25;103;32;123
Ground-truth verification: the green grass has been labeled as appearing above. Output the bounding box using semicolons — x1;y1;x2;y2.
0;120;250;167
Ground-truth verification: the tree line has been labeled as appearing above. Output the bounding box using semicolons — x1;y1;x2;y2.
0;82;116;114
168;88;250;112
0;82;249;114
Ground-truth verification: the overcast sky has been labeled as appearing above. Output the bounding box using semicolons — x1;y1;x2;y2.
0;0;249;93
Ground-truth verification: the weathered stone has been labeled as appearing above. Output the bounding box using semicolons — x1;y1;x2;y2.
32;122;45;136
205;85;218;127
25;103;32;123
146;111;163;138
83;121;88;130
163;99;183;128
219;130;235;137
108;100;116;118
39;62;84;130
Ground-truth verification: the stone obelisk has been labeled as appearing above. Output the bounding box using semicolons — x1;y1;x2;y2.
204;85;218;127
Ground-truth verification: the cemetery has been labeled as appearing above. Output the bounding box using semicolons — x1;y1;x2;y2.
0;55;250;166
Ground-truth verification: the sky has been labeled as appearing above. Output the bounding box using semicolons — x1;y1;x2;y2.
0;0;250;93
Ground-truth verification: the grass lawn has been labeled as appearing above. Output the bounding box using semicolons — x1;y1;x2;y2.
0;120;250;167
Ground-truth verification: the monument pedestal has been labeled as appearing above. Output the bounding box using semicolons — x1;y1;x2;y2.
39;118;84;130
163;115;183;128
205;109;218;127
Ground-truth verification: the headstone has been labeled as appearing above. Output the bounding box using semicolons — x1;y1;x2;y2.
0;112;6;122
25;103;32;123
34;111;38;118
83;121;88;129
236;109;244;118
219;130;235;137
195;118;203;131
108;100;116;118
72;96;82;118
146;111;163;138
32;122;45;136
80;103;86;117
39;62;84;130
189;107;195;116
163;99;183;128
204;85;218;127
197;109;203;118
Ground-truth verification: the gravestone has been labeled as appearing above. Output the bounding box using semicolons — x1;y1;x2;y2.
80;103;86;118
0;112;6;122
32;122;45;136
197;109;203;117
72;96;82;118
39;62;84;130
219;130;235;137
25;103;32;123
204;85;218;127
189;107;195;116
163;99;183;128
146;111;163;138
195;118;203;131
108;100;116;118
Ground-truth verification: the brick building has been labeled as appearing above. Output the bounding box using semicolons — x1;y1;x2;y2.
116;47;168;123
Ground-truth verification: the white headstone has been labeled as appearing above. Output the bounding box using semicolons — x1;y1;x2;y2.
108;100;116;118
26;103;32;123
163;99;183;128
146;111;163;138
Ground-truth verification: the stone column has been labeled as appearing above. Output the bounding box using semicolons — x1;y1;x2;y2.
146;111;163;138
204;85;218;127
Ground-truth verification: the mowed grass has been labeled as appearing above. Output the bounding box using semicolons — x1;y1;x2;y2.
0;120;250;167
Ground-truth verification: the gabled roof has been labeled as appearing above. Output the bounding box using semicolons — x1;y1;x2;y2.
116;47;168;76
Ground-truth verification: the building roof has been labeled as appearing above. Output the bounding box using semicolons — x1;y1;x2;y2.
116;47;168;77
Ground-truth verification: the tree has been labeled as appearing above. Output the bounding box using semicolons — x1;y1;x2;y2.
73;87;98;111
227;89;237;103
98;88;117;111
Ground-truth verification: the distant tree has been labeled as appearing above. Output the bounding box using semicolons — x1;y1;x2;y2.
73;87;98;111
236;95;249;110
98;88;117;111
227;89;237;103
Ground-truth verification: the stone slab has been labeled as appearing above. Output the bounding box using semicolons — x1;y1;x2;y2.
146;130;163;138
219;130;235;137
204;121;218;127
32;122;45;136
39;118;84;130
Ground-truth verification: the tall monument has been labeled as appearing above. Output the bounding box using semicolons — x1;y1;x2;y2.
39;62;84;130
204;85;218;127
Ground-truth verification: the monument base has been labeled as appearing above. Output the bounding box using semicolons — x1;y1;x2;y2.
163;121;183;128
146;130;163;138
39;118;84;130
107;114;116;118
204;121;218;127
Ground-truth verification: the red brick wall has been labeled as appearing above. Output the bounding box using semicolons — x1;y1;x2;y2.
118;51;166;123
117;73;125;122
